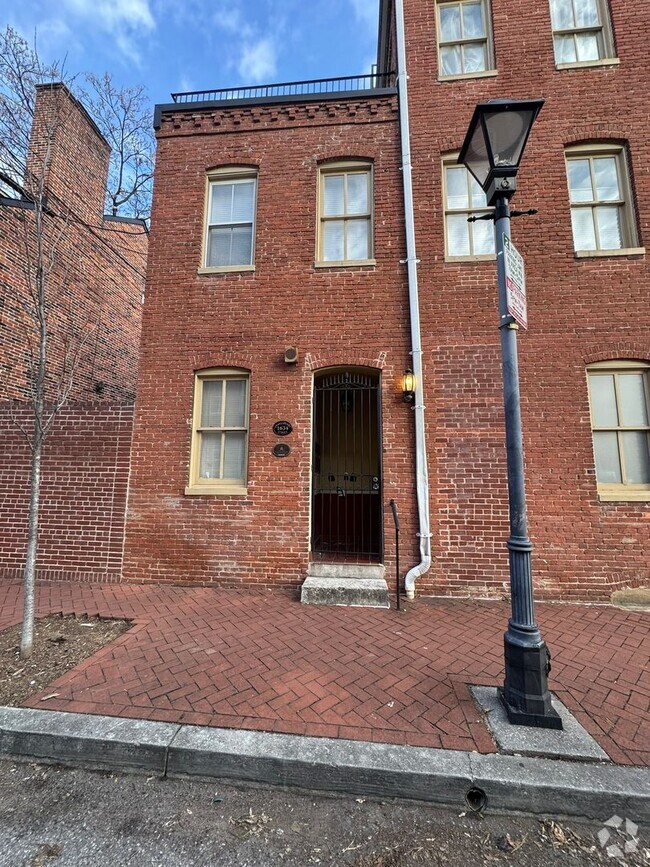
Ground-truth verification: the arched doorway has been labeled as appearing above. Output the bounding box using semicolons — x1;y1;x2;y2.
311;368;382;561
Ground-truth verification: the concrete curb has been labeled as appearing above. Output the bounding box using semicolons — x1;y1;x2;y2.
1;707;648;822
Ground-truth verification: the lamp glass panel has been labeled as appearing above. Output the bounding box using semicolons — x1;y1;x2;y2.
461;120;491;187
575;31;600;61
570;208;597;250
447;214;471;256
589;374;618;426
483;108;535;168
462;42;486;73
470;175;488;207
619;375;649;427
593;158;619;201
201;380;223;427
593;431;622;483
473;218;495;254
567;159;593;202
595;206;622;249
554;34;577;63
621;432;650;484
440;4;461;40
446;167;469;208
440;45;462;76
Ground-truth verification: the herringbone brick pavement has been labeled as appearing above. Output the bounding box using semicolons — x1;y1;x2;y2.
1;579;647;765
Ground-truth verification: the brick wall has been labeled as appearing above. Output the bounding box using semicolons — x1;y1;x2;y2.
0;403;134;583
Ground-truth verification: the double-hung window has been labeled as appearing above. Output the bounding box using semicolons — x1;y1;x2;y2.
437;0;494;78
317;163;373;265
204;170;257;269
443;160;494;259
565;146;638;253
549;0;615;65
186;370;250;495
587;362;650;500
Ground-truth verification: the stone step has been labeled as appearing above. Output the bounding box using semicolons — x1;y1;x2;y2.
306;562;385;580
300;576;389;608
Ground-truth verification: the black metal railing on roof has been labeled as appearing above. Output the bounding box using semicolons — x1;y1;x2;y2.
171;72;396;105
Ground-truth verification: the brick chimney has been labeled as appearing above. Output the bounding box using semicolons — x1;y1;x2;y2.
26;82;110;221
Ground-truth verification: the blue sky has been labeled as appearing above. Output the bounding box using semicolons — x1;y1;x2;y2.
8;0;380;104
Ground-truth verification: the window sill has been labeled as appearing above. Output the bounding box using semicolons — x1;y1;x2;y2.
314;259;377;269
597;489;650;503
438;69;498;82
197;265;255;275
556;58;620;70
185;485;248;496
575;247;645;259
445;254;496;263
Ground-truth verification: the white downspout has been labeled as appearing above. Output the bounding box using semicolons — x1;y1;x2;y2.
394;0;432;599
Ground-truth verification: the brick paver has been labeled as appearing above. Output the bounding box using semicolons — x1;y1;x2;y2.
1;580;647;765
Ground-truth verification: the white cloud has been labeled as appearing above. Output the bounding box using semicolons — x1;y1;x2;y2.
238;37;277;83
61;0;155;63
349;0;379;31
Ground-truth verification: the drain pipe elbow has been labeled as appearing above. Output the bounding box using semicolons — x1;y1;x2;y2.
405;554;430;600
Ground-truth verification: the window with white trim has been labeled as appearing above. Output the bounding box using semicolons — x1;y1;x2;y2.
187;370;250;495
204;170;257;269
317;163;373;264
587;361;650;500
565;146;637;252
436;0;494;78
443;159;495;259
549;0;615;65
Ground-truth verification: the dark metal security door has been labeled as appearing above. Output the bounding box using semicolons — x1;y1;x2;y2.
312;369;382;560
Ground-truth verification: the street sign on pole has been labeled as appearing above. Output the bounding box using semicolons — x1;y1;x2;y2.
503;234;527;329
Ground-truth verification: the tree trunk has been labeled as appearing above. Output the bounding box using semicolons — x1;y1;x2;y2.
20;432;42;659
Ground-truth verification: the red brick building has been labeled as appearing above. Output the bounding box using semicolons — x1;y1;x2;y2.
125;0;648;600
0;84;148;583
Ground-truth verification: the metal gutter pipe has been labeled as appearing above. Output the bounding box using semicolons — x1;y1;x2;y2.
394;0;432;599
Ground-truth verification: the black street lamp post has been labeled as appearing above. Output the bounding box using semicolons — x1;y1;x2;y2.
459;99;562;729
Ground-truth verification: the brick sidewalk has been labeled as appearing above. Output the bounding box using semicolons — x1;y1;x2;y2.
1;580;647;766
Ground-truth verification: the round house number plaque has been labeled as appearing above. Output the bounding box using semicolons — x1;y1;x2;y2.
272;443;291;458
272;420;293;436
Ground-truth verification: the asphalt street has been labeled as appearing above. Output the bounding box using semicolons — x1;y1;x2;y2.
0;760;647;867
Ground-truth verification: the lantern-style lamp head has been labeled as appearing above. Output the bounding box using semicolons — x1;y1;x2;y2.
458;98;544;206
402;369;415;403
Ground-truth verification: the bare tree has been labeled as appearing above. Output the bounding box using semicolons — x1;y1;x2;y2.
0;27;150;658
81;72;155;220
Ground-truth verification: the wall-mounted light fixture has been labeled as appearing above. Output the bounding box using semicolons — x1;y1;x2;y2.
284;346;298;364
402;369;415;403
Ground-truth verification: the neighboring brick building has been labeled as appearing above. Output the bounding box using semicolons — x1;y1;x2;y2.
0;83;147;583
124;0;648;600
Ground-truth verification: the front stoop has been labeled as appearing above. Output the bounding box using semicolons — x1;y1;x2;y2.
301;564;389;608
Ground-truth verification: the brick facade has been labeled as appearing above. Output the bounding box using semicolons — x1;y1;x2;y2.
124;0;648;600
0;84;147;584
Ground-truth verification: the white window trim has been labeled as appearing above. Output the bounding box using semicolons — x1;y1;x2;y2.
185;368;250;496
436;0;495;80
565;144;638;255
586;360;650;502
201;167;258;273
549;0;617;67
315;161;375;267
442;155;495;261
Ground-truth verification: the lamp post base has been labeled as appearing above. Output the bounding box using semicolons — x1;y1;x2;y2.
499;638;563;729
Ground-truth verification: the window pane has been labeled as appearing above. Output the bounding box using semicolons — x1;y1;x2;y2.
446;167;469;209
346;219;369;260
223;432;246;480
323;175;344;216
593;158;620;202
231;180;255;222
567;160;593;202
346;173;369;215
462;2;485;37
207;227;233;266
570;207;597;250
440;45;462;76
472;218;495;255
440;4;461;40
621;432;650;484
210;183;234;224
595;206;622;249
575;31;600;61
462;42;487;73
447;213;471;256
589;374;618;426
593;431;622;484
618;375;649;426
554;34;577;63
322;220;345;260
224;379;246;427
550;0;574;29
201;380;223;427
229;225;254;264
574;0;600;27
199;432;222;479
